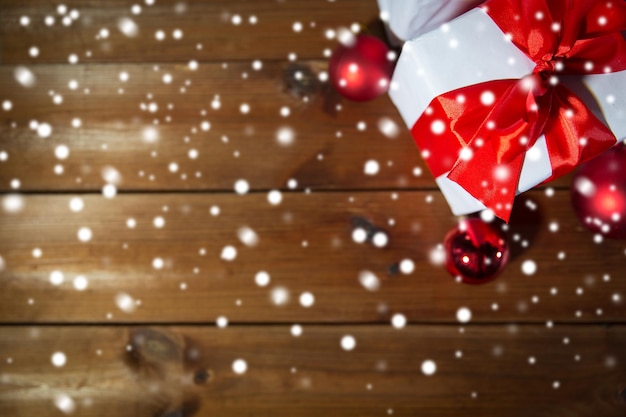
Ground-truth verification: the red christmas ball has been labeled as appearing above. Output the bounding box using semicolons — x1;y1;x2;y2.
571;143;626;239
328;34;394;101
443;218;510;284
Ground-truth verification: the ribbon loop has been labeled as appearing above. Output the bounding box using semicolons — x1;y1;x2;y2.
413;0;626;222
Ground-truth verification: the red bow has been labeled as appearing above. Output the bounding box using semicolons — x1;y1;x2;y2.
411;0;626;221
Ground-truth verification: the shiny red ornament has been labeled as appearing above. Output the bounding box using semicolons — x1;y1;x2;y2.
328;34;394;101
571;143;626;239
443;218;510;284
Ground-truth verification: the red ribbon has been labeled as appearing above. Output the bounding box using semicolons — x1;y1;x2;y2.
411;0;626;221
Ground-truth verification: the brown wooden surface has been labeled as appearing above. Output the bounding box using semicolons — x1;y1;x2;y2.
0;62;429;191
0;191;624;324
1;325;626;417
0;0;625;415
0;0;377;63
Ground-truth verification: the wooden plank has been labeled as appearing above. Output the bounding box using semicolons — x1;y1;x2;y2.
0;0;380;64
1;325;625;416
0;62;433;191
0;63;573;191
1;190;624;323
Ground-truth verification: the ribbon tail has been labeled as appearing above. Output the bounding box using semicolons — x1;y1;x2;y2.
447;150;525;223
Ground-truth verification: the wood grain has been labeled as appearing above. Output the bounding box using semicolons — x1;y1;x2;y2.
0;62;573;192
0;62;429;191
0;0;379;64
1;190;624;323
1;325;625;416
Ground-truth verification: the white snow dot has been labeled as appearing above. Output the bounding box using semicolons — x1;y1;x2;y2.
152;257;164;269
54;145;69;160
358;271;380;292
456;307;472;323
232;359;247;374
287;179;298;189
255;271;270;287
54;393;75;414
391;313;407;329
431;120;445;135
2;100;13;111
521;260;537;276
234;179;249;194
421;360;436;375
459;147;473;161
68;197;83;212
118;17;139;37
115;293;136;313
276;126;295;146
377;117;400;138
37;123;52;138
162;73;173;84
153;216;165;228
352;228;367;244
102;184;117;199
364;160;380;176
221;246;237;261
77;227;92;242
267;190;282;205
15;67;36;87
399;259;415;274
98;28;109;39
50;270;64;286
574;176;596;197
341;335;356;351
50;352;67;368
3;194;24;213
291;324;303;337
480;90;496;106
270;286;289;306
216;316;228;328
299;292;315;308
372;231;388;248
238;227;259;247
73;275;88;291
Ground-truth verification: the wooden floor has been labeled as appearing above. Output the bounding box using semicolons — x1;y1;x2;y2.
1;1;625;415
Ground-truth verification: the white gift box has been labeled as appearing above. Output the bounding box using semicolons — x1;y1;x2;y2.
387;7;626;216
377;0;484;42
